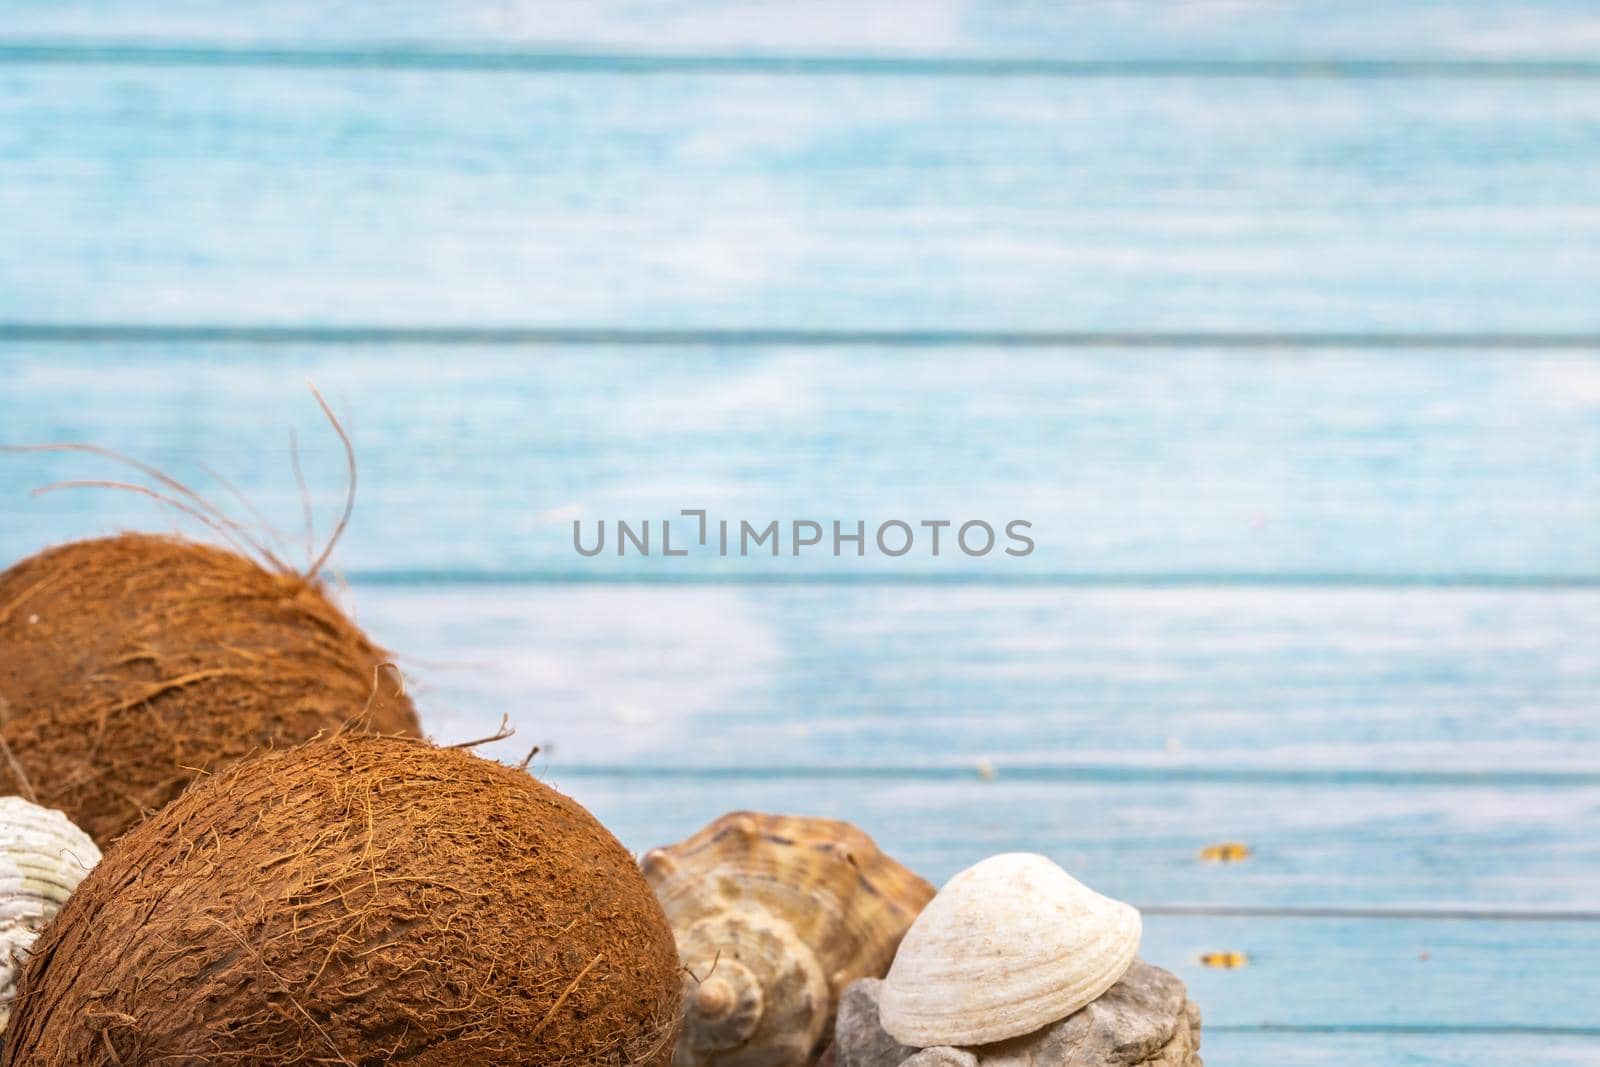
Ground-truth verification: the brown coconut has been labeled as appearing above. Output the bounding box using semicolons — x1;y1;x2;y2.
0;533;420;843
6;734;682;1066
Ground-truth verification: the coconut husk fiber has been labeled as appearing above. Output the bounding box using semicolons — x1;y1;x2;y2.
0;533;420;844
6;734;682;1066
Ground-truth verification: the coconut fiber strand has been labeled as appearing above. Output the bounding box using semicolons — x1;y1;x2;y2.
6;734;682;1066
0;534;420;843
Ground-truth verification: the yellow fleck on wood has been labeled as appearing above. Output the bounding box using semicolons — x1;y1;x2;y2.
1200;951;1249;969
1199;841;1251;863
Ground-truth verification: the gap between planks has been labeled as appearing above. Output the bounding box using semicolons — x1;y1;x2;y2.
545;763;1600;787
327;571;1600;589
4;43;1600;78
1141;906;1600;922
5;324;1600;349
1209;1024;1600;1036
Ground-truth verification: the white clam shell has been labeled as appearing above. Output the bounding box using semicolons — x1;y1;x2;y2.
877;853;1140;1047
0;796;101;1033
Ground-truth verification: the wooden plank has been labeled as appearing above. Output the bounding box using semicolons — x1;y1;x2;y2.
1208;1032;1600;1067
556;770;1600;909
1142;915;1597;1031
5;345;1600;580
2;70;1599;331
353;584;1600;774
6;1;1600;62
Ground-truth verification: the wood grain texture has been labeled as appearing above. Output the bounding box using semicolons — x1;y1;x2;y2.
1140;915;1598;1031
2;69;1599;331
556;769;1600;909
348;580;1600;911
7;1;1600;62
1206;1033;1600;1067
5;344;1600;579
352;583;1600;774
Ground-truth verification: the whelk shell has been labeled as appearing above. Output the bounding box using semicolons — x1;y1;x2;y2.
0;796;101;1033
643;811;936;1067
877;853;1140;1047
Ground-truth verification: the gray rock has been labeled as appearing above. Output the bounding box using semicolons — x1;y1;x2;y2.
981;961;1202;1066
902;1049;979;1067
835;978;918;1067
835;961;1202;1067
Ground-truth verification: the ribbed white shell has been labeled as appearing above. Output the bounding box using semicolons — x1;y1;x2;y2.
0;797;101;1032
877;853;1140;1047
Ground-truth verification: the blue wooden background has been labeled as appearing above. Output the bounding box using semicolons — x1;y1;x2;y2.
2;4;1599;1063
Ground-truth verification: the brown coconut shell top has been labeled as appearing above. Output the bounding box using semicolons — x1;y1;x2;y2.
0;533;420;843
6;734;682;1066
